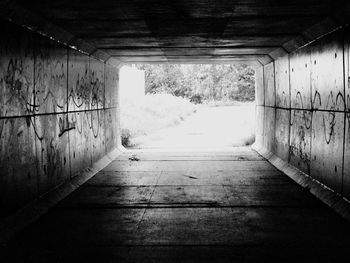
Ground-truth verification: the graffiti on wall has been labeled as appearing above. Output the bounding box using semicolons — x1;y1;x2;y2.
289;109;312;173
289;78;346;147
0;23;117;199
90;58;105;110
0;44;34;118
68;70;90;110
312;90;345;110
34;38;68;114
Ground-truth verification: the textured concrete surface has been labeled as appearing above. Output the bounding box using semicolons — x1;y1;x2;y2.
290;47;312;109
258;28;350;201
2;148;350;262
10;0;346;64
263;107;275;152
2;2;350;258
263;62;275;107
254;65;265;147
0;20;119;219
274;109;290;161
275;55;290;108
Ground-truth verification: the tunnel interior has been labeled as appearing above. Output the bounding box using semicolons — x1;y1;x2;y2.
1;0;350;243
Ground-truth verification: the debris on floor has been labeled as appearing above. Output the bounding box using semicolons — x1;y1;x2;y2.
129;155;140;161
182;174;198;179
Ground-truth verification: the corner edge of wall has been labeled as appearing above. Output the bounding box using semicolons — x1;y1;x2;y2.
251;143;350;223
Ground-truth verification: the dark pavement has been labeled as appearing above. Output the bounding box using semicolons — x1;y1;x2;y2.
3;147;350;262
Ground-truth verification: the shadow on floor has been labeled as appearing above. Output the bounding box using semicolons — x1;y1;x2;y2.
2;147;350;262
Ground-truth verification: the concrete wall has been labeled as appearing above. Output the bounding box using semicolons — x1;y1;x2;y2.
0;20;120;219
119;65;145;101
256;27;350;200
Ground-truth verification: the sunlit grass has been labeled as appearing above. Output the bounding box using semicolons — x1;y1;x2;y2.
121;94;197;147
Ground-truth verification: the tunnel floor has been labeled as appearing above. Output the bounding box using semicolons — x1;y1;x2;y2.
3;147;350;262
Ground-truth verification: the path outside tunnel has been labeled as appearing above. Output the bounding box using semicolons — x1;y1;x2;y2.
131;104;255;149
3;148;350;262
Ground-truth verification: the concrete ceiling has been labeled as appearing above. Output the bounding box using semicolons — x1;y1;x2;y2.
10;0;350;64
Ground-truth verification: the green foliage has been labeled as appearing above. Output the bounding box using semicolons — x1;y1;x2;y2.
137;64;255;102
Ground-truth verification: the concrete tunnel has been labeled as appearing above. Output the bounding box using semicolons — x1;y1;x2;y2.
1;0;350;261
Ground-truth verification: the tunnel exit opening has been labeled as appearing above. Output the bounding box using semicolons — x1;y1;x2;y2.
119;63;256;150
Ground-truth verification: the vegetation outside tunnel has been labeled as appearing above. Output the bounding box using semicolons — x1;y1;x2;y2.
121;64;255;147
137;64;255;103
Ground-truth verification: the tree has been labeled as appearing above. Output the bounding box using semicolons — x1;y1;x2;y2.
136;63;255;102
